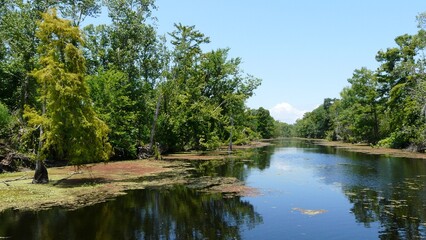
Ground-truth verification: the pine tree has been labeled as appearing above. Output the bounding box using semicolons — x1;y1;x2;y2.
24;9;111;182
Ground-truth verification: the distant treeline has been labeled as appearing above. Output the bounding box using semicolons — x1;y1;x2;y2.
0;0;283;165
290;12;426;151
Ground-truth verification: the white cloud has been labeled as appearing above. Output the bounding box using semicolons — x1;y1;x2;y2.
269;102;307;124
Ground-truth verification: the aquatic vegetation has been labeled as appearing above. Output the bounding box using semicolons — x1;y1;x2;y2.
292;208;328;216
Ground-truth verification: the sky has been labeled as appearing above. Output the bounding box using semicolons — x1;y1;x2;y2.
152;0;426;123
85;1;426;124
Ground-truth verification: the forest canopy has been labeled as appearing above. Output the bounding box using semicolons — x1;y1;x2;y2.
3;0;424;177
0;0;280;166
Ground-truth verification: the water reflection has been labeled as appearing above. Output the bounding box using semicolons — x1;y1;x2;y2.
0;186;262;240
301;142;426;239
344;179;426;239
189;146;275;180
3;139;426;239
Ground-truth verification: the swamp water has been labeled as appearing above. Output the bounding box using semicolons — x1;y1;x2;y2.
1;139;426;239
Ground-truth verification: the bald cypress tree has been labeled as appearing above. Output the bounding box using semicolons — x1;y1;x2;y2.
24;9;111;182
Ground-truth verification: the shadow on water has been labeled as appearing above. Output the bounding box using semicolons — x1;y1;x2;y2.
0;185;262;240
189;145;275;181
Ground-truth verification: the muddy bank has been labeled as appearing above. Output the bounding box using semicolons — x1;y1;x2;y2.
314;139;426;159
0;145;265;212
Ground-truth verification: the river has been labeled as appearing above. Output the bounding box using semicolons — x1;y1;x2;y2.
1;139;426;239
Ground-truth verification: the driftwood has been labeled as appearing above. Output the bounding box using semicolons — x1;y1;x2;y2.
1;175;30;186
0;152;34;173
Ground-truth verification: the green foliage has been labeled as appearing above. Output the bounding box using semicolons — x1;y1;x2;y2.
273;121;294;138
334;68;382;144
59;0;101;26
0;0;53;111
155;24;261;151
295;18;426;151
24;9;111;164
87;69;138;159
1;2;265;161
252;107;275;139
84;0;164;147
294;99;334;139
0;102;11;137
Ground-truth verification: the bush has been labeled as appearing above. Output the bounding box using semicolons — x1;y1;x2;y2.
377;131;411;149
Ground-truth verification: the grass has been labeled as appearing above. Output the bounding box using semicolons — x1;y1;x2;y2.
0;160;187;212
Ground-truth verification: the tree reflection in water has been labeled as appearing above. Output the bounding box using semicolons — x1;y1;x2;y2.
344;179;426;240
0;186;262;240
4;139;426;239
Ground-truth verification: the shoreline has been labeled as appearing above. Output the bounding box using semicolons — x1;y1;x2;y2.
3;138;425;213
0;143;267;213
312;139;426;160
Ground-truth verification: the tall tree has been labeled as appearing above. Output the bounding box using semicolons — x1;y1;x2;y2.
106;0;162;145
336;68;382;143
58;0;101;27
24;9;111;182
375;32;425;148
156;23;211;151
253;107;275;139
155;24;261;151
0;0;56;112
87;69;137;159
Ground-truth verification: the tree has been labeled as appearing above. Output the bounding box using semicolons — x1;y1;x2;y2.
58;0;102;27
0;0;56;112
375;31;426;148
0;102;12;138
253;107;275;139
87;69;137;159
335;68;382;143
273;121;294;138
155;23;211;151
24;9;111;183
155;24;261;151
98;0;163;147
294;99;335;139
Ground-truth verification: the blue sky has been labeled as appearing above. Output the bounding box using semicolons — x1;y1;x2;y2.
153;0;426;123
85;1;426;123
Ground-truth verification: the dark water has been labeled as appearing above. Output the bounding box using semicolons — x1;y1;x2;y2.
2;139;426;239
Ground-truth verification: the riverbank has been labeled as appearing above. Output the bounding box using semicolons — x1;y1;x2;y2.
313;139;426;159
0;144;267;212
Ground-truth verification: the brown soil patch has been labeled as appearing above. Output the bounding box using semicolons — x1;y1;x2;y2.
0;152;262;212
314;140;426;159
162;153;227;161
0;141;270;212
0;159;190;212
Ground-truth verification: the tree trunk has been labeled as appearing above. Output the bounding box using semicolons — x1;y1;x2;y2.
33;92;49;184
228;116;233;152
33;159;48;184
149;94;161;151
